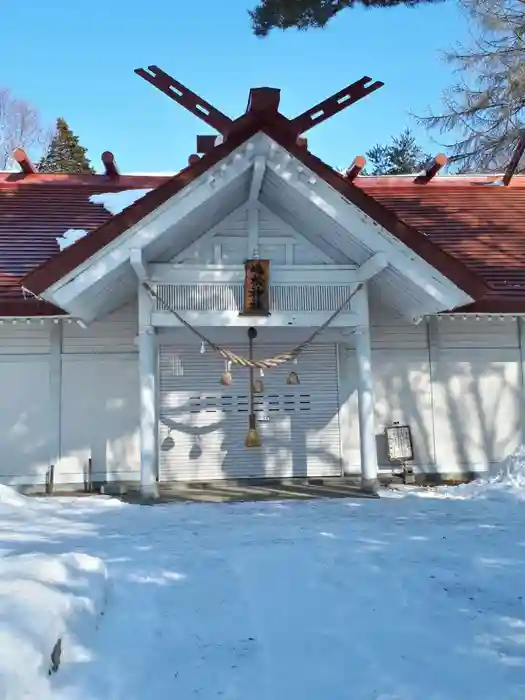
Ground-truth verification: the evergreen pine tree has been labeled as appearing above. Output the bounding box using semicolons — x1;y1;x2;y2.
365;129;432;175
38;118;94;173
250;0;441;36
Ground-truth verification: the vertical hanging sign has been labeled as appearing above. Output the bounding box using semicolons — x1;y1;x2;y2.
242;259;270;315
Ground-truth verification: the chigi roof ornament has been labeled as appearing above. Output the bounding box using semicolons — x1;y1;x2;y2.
134;64;384;154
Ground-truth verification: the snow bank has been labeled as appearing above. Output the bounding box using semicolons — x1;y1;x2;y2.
0;483;30;507
0;551;107;699
0;485;108;699
446;446;525;500
89;189;152;215
396;445;525;501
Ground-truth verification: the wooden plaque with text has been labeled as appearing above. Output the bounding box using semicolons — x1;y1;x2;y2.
242;259;270;315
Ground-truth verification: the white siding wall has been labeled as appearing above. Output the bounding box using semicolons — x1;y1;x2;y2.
350;304;523;476
59;302;140;485
0;304;140;489
0;324;52;485
59;354;139;484
0;297;521;487
429;317;521;472
0;322;52;354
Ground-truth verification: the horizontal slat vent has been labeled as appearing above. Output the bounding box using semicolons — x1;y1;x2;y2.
186;394;312;413
154;284;354;312
156;284;242;312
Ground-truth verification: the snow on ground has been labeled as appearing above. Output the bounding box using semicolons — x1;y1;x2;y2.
89;189;152;215
388;446;525;503
1;455;525;699
0;491;109;700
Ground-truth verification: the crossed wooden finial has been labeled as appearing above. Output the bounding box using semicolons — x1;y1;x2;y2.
135;65;384;154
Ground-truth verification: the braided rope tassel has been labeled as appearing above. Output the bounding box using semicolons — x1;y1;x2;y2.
143;281;362;368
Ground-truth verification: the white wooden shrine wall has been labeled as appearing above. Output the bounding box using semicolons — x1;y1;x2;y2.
59;302;140;486
340;305;522;476
427;316;521;474
0;300;521;487
0;323;53;486
0;303;141;489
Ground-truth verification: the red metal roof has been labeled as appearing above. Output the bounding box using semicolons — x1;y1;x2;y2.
0;173;168;315
2;153;525;315
358;177;525;310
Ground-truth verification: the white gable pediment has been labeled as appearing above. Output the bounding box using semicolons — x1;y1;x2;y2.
36;131;474;323
167;203;334;267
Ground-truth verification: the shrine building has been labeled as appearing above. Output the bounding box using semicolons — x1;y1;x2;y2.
2;66;525;496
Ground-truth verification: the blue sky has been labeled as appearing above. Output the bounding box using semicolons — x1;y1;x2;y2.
2;0;471;173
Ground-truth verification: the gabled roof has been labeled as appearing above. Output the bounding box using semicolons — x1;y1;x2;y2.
0;100;523;314
20;108;488;306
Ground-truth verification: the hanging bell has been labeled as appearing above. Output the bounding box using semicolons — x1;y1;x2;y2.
220;360;233;386
253;379;264;394
220;370;232;386
189;439;203;459
286;370;300;385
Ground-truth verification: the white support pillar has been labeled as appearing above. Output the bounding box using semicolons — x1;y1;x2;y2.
355;326;379;493
139;325;159;498
518;317;525;445
49;320;63;488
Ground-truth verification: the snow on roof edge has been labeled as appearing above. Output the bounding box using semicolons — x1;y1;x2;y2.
89;189;153;216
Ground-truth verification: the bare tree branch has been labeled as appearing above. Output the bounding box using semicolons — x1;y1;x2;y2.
416;0;525;171
0;88;48;170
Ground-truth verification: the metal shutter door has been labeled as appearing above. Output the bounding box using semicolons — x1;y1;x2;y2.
158;343;341;481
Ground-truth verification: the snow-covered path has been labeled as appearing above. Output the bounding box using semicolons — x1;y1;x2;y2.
2;482;525;699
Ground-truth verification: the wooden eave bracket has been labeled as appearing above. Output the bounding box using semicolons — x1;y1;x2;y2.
130;248;149;281
355;253;388;282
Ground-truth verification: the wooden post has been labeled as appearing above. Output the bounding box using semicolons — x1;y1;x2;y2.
139;323;159;498
354;285;378;493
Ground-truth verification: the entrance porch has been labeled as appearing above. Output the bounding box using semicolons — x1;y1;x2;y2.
137;260;384;498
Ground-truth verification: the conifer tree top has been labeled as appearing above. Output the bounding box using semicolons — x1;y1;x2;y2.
38;118;94;174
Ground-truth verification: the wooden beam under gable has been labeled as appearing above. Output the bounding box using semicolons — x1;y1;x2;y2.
149;264;360;285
